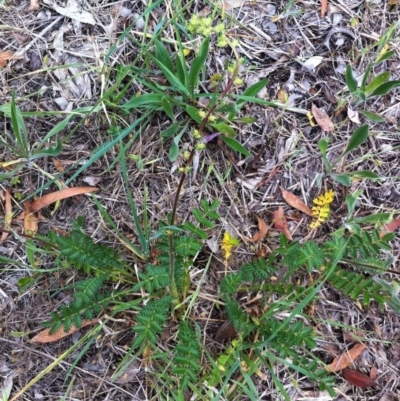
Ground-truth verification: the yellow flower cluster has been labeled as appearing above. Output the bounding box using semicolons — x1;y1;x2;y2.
188;15;238;48
310;189;335;229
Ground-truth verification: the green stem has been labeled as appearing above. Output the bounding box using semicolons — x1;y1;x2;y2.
167;60;240;308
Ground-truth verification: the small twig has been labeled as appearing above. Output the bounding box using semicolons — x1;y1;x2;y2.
13;16;64;59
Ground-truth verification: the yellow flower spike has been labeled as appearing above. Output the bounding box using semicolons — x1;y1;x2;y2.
310;190;335;229
221;232;239;260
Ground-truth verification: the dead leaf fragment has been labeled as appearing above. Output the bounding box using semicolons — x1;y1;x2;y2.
28;0;40;11
321;0;328;17
215;321;237;340
250;215;268;242
381;217;400;238
42;0;96;25
52;158;65;173
326;343;366;372
0;51;13;68
311;103;334;133
30;187;98;212
280;187;312;216
343;368;376;387
23;202;38;235
30;319;98;343
272;207;293;241
223;0;247;10
347;107;361;124
0;189;12;243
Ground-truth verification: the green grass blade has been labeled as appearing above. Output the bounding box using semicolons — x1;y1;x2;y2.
189;37;210;98
118;139;149;257
64;111;152;185
9;91;28;156
345;65;358;93
237;78;268;107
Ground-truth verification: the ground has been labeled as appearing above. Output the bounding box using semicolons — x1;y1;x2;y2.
1;0;400;400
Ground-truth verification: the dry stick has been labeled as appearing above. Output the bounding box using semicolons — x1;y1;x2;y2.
168;64;240;306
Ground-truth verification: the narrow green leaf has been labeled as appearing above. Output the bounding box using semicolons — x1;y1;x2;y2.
151;54;190;95
160;122;182;139
210;123;236;136
360;63;372;92
345;190;362;217
123;94;163;110
189;38;210;98
233;117;257;123
370;80;400;97
161;97;175;120
155;40;174;74
220;136;250;156
359;110;385;122
343;124;369;155
330;173;351;186
31;138;63;159
237;79;268;107
175;52;188;87
354;213;392;225
318;138;329;156
365;71;390;94
215;103;239;114
169;128;186;162
10;92;28;155
375;49;395;63
345;65;358;93
347;170;381;180
186;105;202;123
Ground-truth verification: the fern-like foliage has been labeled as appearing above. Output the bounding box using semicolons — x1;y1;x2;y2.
171;321;201;389
132;296;171;349
327;268;387;305
43;275;110;333
182;199;220;239
48;228;123;275
134;265;170;293
277;240;325;273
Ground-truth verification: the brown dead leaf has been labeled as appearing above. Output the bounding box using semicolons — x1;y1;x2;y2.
343;369;376;387
321;0;328;17
280;187;312;216
23;202;38;235
272;207;293;241
28;0;40;11
326;343;367;372
30;187;98;212
215;321;237;340
30;319;98;343
277;88;288;103
249;215;268;242
0;51;13;68
52;158;65;173
0;189;12;243
370;365;378;380
311;103;334;133
381;217;400;238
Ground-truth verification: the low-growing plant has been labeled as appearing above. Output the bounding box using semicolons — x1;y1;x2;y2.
343;22;400;122
2;7;400;401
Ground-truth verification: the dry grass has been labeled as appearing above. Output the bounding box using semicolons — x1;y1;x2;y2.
1;0;400;400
